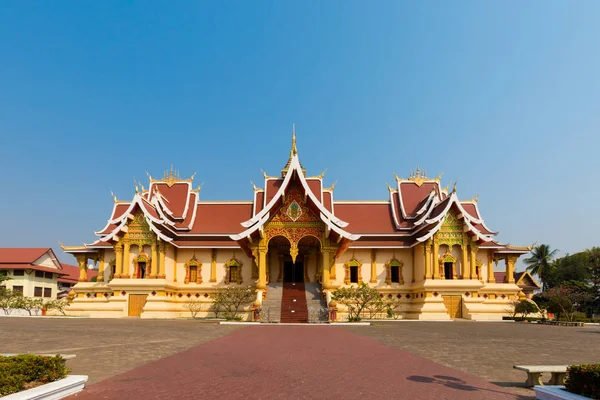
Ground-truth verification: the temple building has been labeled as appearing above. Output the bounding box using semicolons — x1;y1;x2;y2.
62;133;534;321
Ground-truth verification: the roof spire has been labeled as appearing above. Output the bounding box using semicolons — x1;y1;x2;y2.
291;124;297;155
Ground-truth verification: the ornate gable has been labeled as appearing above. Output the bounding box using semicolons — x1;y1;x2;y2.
436;209;464;246
126;211;154;247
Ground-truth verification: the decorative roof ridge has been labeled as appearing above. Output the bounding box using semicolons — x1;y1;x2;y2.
394;167;443;187
198;201;254;204
334;200;390;204
240;151;348;229
97;194;173;244
147;166;196;187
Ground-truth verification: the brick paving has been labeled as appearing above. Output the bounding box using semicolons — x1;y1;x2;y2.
3;318;598;399
69;326;527;400
0;317;241;384
344;321;600;397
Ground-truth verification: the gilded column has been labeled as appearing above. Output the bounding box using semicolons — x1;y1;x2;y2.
210;248;217;282
115;243;123;278
158;240;166;278
432;240;440;279
97;250;105;283
461;241;469;279
122;240;131;278
469;244;478;280
173;246;178;282
76;254;88;282
257;241;268;291
487;250;495;283
150;238;158;278
411;246;416;283
506;255;516;283
424;240;431;280
321;245;331;290
370;249;377;283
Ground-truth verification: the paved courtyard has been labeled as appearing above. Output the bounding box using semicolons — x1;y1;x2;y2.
1;318;599;399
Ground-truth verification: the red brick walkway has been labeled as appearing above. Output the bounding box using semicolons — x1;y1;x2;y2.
70;326;530;400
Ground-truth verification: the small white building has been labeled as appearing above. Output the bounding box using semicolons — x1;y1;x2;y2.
0;248;76;299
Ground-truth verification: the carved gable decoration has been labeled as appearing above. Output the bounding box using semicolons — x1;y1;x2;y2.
436;209;464;246
270;187;319;224
127;211;154;246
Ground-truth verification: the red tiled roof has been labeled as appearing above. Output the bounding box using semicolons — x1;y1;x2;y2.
0;248;50;264
334;203;398;234
398;182;439;217
152;182;191;219
57;264;98;283
0;264;66;276
188;203;254;234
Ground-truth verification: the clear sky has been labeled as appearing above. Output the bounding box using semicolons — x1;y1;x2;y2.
1;2;598;266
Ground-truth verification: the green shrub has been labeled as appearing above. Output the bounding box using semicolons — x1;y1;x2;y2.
566;364;600;399
0;355;69;396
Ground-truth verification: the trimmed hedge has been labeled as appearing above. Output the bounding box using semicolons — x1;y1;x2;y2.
0;354;69;396
566;364;600;399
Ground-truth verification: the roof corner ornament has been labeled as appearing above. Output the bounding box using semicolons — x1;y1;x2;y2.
325;181;337;192
250;180;260;192
452;180;458;194
435;172;444;182
472;193;479;203
386;182;394;193
318;168;327;179
110;191;118;203
393;173;402;182
529;241;538;251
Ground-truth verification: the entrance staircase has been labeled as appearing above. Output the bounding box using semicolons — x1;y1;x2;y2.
281;282;308;323
262;282;329;323
262;283;283;323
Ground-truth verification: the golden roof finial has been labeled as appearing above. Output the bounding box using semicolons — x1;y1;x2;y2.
386;182;395;192
250;180;260;191
110;191;118;203
318;168;327;179
291;124;298;155
435;172;444;182
452;180;458;193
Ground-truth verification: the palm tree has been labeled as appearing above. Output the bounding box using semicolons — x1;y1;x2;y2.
523;244;558;291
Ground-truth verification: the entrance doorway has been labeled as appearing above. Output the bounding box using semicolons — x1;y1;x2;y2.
283;260;304;283
442;295;462;318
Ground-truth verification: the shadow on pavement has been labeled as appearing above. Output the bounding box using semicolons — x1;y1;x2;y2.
406;375;535;400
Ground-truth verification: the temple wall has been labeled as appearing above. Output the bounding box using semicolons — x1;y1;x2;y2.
414;245;425;282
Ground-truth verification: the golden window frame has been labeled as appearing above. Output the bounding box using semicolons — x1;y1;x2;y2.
344;256;363;285
225;257;243;284
385;258;404;285
184;255;202;284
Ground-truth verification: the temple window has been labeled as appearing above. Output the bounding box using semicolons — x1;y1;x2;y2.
184;256;202;284
225;257;243;284
444;262;453;280
344;256;363;285
138;262;147;279
134;253;151;279
385;258;404;285
439;251;457;280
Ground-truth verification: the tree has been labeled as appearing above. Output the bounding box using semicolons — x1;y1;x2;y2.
44;298;69;316
11;296;43;316
210;286;255;320
523;244;558;291
506;299;520;318
541;286;593;322
0;272;10;285
183;297;203;319
332;283;381;322
587;247;600;299
0;289;19;315
514;299;539;318
384;297;404;320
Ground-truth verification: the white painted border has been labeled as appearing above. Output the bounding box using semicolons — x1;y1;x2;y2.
534;385;590;400
3;375;88;400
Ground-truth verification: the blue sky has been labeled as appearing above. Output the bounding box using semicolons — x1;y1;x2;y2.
1;2;598;266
